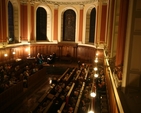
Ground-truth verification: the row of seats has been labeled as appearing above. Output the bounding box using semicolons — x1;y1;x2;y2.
0;59;43;93
0;59;46;112
31;64;91;113
32;67;77;113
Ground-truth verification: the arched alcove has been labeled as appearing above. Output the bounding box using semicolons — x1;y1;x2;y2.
85;7;96;45
7;0;19;43
62;9;76;41
60;7;78;42
36;7;48;41
35;5;52;41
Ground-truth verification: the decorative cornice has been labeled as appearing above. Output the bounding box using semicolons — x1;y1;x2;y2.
20;0;28;4
54;4;59;9
28;0;98;5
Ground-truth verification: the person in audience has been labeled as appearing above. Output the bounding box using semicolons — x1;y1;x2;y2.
78;60;81;69
98;81;106;91
52;52;56;62
52;77;57;84
19;73;24;81
37;53;43;64
96;81;106;99
15;65;20;71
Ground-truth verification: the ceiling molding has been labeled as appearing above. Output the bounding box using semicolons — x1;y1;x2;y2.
21;0;99;5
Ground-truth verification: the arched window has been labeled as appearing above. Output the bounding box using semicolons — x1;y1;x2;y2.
8;1;14;43
89;8;96;43
86;7;96;44
63;9;76;41
36;7;48;41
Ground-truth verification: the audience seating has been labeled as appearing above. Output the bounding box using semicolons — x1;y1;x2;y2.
0;58;110;113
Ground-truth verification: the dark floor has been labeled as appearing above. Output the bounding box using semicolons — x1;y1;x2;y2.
117;87;141;113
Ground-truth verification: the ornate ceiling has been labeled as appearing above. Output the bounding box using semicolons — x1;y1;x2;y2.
21;0;99;5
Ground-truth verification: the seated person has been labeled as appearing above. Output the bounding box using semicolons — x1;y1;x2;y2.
37;53;43;64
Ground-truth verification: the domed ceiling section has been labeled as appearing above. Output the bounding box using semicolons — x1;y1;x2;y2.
28;0;98;5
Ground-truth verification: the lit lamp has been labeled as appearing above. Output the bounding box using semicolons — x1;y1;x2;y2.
90;92;96;98
88;111;94;113
90;85;96;98
4;53;8;57
49;78;52;84
94;67;98;71
12;51;15;55
94;73;98;78
94;58;98;63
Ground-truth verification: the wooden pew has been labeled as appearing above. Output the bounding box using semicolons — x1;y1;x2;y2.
66;83;75;106
74;82;85;113
0;81;23;112
27;67;46;88
57;68;70;82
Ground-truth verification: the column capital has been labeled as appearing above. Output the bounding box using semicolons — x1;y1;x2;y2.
20;0;28;4
80;4;84;10
54;4;59;10
98;0;108;4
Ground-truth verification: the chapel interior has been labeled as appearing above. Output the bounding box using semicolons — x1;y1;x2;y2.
0;0;141;113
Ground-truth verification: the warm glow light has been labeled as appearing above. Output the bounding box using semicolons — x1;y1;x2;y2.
25;47;30;56
49;79;52;84
13;52;15;54
90;92;96;97
94;67;98;71
94;59;98;63
25;48;28;51
96;53;98;56
88;110;94;113
94;73;98;78
4;54;8;57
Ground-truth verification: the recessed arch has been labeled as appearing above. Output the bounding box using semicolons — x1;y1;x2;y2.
84;5;97;45
36;7;47;41
8;1;14;43
7;0;20;43
59;7;78;42
35;5;52;42
63;9;76;41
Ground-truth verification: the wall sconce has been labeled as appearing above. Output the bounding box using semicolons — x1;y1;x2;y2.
88;110;94;113
12;51;16;55
4;53;8;57
25;48;29;52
